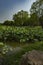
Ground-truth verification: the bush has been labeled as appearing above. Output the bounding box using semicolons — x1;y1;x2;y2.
0;26;43;43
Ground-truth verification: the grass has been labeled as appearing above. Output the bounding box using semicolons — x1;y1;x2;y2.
2;41;43;65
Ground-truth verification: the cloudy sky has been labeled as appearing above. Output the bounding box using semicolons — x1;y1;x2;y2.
0;0;36;23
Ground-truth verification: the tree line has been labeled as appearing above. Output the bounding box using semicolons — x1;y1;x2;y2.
1;0;42;28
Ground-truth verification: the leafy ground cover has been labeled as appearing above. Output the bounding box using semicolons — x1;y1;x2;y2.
0;26;43;43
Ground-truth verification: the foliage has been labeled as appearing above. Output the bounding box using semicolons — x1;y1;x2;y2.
3;20;14;26
30;0;43;17
0;26;43;43
39;15;43;28
13;10;29;26
30;13;39;26
30;0;43;27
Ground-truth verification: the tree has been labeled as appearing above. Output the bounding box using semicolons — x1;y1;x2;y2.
3;20;14;26
13;10;29;26
30;0;43;27
30;13;39;26
30;0;43;17
39;15;43;28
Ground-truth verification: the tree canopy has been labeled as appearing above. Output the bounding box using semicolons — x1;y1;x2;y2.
30;0;43;27
30;0;43;17
3;20;14;26
13;10;29;26
3;0;43;27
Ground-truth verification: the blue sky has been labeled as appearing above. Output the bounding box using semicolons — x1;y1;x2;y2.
0;0;36;23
